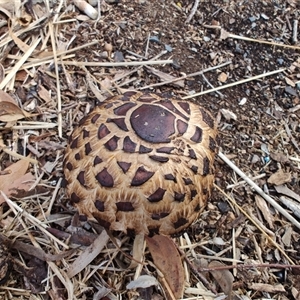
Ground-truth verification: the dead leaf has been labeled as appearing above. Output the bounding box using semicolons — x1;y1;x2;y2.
67;230;109;278
38;85;52;103
15;70;28;82
0;90;34;122
0;160;35;204
220;108;237;121
274;185;300;202
267;169;292;186
281;226;292;247
248;283;285;293
255;195;274;229
270;152;289;163
209;261;234;296
0;90;17;104
126;275;159;289
8;20;30;53
146;235;184;299
0;101;27;122
100;77;113;91
285;76;295;87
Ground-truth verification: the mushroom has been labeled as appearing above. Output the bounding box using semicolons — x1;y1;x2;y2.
63;91;218;236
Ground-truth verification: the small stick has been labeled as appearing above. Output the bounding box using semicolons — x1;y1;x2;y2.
227;173;266;189
198;262;300;272
126;50;147;60
292;19;298;44
201;73;224;98
61;59;173;67
49;21;62;138
185;0;199;24
145;33;150;58
140;60;232;90
0;142;38;164
183;68;286;99
221;29;300;50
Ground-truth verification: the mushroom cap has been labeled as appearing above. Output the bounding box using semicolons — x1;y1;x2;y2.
63;91;218;236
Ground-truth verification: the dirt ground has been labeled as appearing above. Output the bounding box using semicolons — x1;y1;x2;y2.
0;0;299;299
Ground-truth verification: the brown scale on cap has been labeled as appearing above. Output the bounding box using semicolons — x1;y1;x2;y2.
63;91;218;236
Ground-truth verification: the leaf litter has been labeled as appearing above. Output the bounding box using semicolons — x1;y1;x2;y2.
0;0;299;299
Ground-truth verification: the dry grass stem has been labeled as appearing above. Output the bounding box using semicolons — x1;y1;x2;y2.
185;0;199;23
49;21;62;138
225;31;300;50
183;68;286;99
0;144;38;164
61;59;174;67
226;173;266;189
140;60;232;90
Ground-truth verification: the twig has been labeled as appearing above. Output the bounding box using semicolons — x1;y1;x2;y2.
0;141;38;164
227;173;266;189
183;68;286;99
0;121;58;130
220;29;300;50
185;0;199;24
140;60;232;90
49;21;62;138
176;244;218;295
126;50;147;60
201;73;224;98
60;59;173;67
292;19;298;44
145;32;150;58
198;262;300;272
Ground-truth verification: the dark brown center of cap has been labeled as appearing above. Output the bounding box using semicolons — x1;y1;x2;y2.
130;104;175;143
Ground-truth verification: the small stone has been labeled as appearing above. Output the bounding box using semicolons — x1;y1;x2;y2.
277;58;284;65
251;154;260;164
285;86;297;96
165;44;173;52
209;52;217;60
249;16;256;22
260;13;269;20
114;51;125;62
149;36;160;43
239;98;247;105
218;72;227;83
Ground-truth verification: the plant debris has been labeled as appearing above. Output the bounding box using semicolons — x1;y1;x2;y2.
0;0;299;299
